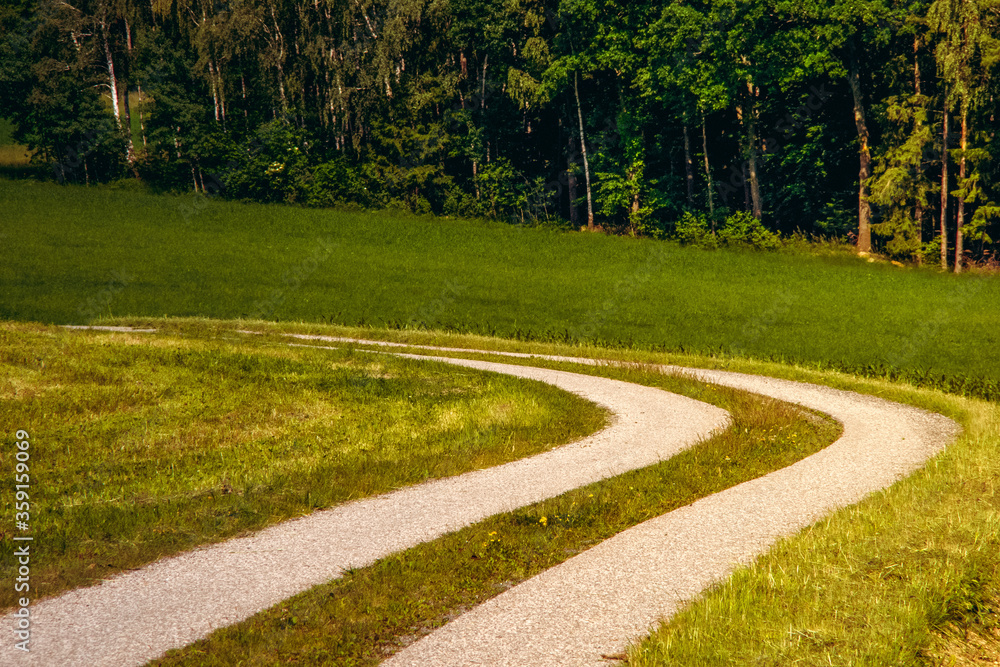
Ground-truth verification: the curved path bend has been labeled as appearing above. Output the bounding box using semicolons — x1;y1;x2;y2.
290;336;960;667
2;341;729;667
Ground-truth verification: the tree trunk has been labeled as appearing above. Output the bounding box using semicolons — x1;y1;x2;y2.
219;67;227;123
742;162;750;211
573;71;594;230
848;47;872;252
683;115;694;206
209;60;221;122
121;82;131;132
271;6;288;111
481;54;488;109
568;135;579;226
241;74;249;118
101;17;136;168
955;110;967;274
101;19;122;127
119;20;135;169
701;111;714;216
121;80;135;170
746;104;762;219
138;83;146;147
914;36;923;257
941;101;949;270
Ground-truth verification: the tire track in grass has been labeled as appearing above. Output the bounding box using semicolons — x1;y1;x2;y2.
2;331;728;667
283;336;961;667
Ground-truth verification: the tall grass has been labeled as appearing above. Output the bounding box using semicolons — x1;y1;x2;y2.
2;180;999;393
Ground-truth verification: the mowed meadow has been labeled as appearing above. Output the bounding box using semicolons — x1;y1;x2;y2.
2;179;999;393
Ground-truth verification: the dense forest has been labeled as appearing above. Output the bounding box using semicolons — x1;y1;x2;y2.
1;0;999;269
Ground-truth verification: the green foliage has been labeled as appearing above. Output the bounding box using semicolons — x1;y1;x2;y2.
306;158;375;209
674;211;718;248
920;238;943;265
674;211;780;251
222;121;312;204
871;92;934;260
0;0;125;183
2;0;1000;251
717;211;782;250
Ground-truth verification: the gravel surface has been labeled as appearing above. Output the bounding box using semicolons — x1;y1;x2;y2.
1;345;727;667
355;345;959;667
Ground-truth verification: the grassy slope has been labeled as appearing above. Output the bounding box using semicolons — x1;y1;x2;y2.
3;178;1000;662
2;179;999;388
0;322;605;608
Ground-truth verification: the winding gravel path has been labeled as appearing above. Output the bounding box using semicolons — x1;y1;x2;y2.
288;337;960;666
2;331;960;666
2;338;728;667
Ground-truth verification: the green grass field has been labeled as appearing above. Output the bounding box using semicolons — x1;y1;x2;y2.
3;178;1000;664
2;179;999;396
0;118;30;167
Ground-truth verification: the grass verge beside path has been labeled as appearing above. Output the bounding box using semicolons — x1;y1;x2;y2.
150;342;838;666
0;321;606;609
628;386;1000;666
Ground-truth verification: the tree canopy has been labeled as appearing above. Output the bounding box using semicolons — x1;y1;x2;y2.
1;0;998;265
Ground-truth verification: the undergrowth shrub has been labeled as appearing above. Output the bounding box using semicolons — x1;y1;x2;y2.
306;157;375;208
674;212;718;249
717;211;781;250
674;210;781;251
